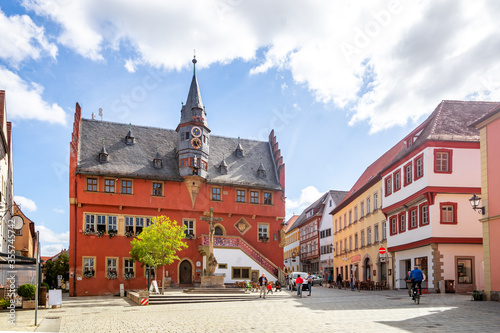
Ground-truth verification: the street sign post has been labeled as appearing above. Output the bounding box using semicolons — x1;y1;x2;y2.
379;247;386;255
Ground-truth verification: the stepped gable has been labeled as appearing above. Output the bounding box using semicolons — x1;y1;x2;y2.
77;119;281;190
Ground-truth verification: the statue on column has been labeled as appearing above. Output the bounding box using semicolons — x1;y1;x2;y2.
200;207;222;276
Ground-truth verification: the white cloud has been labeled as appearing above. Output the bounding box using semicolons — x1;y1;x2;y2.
14;195;37;212
41;244;65;257
286;186;323;219
53;207;65;214
21;0;500;132
0;8;57;65
0;67;67;125
36;225;69;244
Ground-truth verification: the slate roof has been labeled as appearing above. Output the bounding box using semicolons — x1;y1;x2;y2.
331;100;500;215
290;190;347;231
77;119;282;190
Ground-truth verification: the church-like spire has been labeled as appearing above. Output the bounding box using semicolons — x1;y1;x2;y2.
179;54;207;126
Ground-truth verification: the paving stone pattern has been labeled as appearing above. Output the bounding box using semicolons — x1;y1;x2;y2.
1;287;499;332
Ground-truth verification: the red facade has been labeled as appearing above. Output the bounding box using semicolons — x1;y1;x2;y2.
69;75;286;296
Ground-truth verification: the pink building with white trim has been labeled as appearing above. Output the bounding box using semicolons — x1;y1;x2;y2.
472;105;500;301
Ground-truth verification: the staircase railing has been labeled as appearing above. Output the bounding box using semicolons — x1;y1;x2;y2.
200;235;279;278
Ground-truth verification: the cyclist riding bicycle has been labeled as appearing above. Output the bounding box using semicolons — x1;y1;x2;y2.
409;266;423;297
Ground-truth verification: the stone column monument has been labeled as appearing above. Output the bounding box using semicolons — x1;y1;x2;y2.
200;207;225;288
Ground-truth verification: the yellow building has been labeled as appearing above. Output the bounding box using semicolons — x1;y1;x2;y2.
283;215;301;273
331;143;403;289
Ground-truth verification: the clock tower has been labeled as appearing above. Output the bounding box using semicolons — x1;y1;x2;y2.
176;56;210;207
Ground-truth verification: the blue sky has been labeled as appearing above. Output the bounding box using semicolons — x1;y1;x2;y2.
1;0;499;256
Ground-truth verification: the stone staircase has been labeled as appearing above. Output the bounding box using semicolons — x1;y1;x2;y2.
148;291;259;305
199;235;279;278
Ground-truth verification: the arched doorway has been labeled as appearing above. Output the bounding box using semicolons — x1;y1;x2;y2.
179;260;192;285
364;257;371;281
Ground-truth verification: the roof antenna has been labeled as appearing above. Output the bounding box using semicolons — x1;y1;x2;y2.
98;108;103;121
192;49;197;76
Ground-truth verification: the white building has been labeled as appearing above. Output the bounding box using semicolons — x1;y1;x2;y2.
319;190;347;280
382;101;495;293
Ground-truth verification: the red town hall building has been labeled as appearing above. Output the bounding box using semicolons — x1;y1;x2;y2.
69;59;286;296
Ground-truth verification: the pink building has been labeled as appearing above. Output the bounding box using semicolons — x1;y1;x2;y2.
472;106;500;301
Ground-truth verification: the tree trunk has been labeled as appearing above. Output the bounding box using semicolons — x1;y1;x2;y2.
162;265;165;295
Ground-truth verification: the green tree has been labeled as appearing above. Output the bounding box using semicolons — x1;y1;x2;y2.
44;252;69;289
129;216;188;293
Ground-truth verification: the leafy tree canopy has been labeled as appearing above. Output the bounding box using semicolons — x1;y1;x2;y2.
129;216;188;270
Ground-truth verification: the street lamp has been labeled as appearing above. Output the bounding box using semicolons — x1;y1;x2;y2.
469;194;485;215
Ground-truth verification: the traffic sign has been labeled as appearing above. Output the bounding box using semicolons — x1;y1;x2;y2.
379;247;386;255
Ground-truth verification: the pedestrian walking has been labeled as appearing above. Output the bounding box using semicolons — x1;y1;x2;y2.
350;275;356;291
336;274;343;289
328;273;333;288
307;272;313;296
258;273;268;299
296;274;304;297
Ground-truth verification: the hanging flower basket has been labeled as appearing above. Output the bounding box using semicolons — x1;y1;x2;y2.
124;272;134;280
96;230;105;238
84;272;94;278
125;231;134;238
108;230;118;238
107;271;118;280
83;229;95;235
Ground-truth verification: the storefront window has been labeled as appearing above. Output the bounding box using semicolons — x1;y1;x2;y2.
414;256;428;289
457;259;472;284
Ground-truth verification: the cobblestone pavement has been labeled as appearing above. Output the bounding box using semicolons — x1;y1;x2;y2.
1;287;499;332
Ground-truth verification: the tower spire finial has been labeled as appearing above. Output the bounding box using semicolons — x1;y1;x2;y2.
192;49;197;75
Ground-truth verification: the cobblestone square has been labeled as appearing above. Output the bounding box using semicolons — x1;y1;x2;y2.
1;287;499;332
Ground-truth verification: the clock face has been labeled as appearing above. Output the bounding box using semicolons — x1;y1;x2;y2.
191;137;202;149
191;126;202;138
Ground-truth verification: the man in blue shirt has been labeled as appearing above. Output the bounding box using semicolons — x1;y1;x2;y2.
409;266;423;296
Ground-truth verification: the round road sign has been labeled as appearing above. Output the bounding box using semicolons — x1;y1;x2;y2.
379;247;386;255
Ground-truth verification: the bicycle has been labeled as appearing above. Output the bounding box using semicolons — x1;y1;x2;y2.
411;285;421;304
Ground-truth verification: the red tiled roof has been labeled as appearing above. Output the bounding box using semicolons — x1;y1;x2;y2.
284;215;299;233
331;139;405;214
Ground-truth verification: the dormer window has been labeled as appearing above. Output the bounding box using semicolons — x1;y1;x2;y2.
235;137;244;157
125;124;135;145
99;139;109;163
257;161;266;179
153;149;163;169
219;154;228;175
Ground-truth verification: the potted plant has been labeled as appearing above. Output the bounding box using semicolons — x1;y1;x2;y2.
18;284;36;309
124;272;134;280
108;229;118;238
107;270;118;279
96;230;105;238
472;290;484;301
84;270;94;278
125;230;134;237
83;228;94;235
